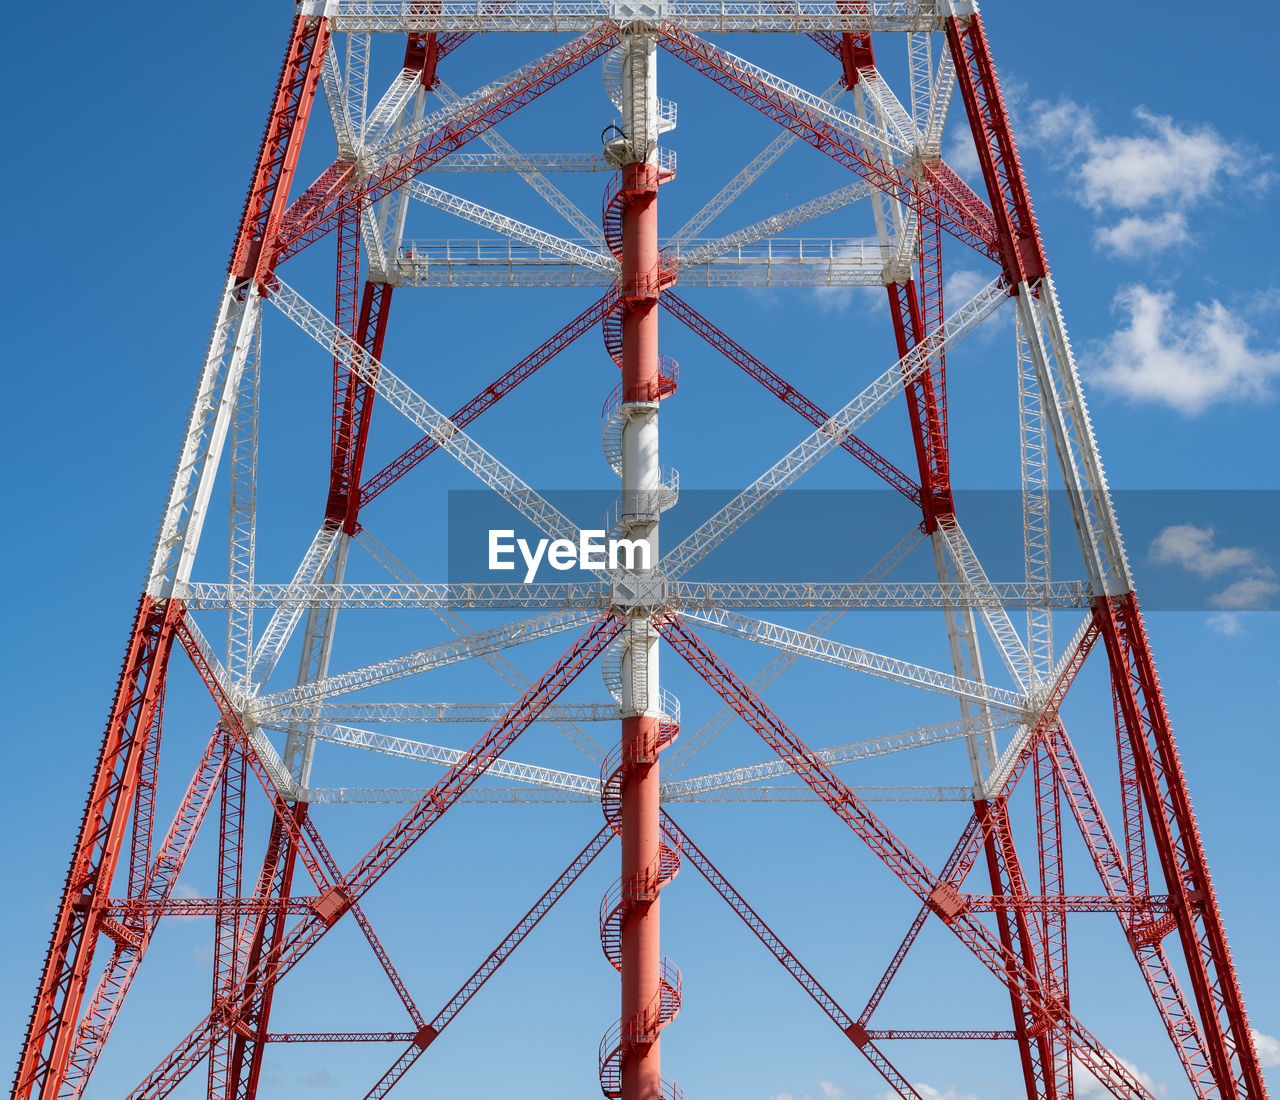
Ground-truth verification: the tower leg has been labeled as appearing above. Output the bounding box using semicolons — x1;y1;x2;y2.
619;152;665;1100
13;596;182;1100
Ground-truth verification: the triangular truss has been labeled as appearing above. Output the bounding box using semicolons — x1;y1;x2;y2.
14;3;1268;1099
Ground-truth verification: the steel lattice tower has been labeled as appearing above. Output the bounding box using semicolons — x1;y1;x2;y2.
12;1;1270;1098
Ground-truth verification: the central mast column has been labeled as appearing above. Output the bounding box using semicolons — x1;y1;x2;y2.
610;19;672;1100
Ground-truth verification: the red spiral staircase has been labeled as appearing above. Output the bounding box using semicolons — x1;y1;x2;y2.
597;697;683;1100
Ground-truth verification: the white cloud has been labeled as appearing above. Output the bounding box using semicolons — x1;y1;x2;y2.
1094;211;1191;259
1252;1029;1280;1067
1149;524;1277;619
1150;525;1264;578
1208;576;1280;611
1029;102;1251;210
1207;612;1245;636
1090;285;1280;414
1027;100;1260;255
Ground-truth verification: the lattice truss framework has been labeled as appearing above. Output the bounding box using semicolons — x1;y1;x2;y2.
13;2;1269;1099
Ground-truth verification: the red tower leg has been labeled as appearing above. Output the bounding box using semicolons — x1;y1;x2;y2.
1097;596;1266;1099
14;596;183;1099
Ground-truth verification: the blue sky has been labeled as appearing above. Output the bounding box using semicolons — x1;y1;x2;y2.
1;3;1277;1098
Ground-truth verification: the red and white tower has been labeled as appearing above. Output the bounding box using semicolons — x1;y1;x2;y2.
12;2;1270;1099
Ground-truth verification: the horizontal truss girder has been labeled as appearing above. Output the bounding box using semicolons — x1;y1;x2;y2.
392;236;888;286
302;783;977;803
426;152;614;171
184;579;1090;609
265;701;621;723
328;2;946;35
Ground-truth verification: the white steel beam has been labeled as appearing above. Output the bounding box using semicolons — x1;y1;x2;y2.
186;578;1088;610
328;4;946;37
321;41;357;159
298;723;601;795
185;581;612;610
919;44;955;156
394;238;886;286
148;280;261;598
428;152;614;173
1018;309;1054;682
1017;276;1131;596
404;180;615;269
676;784;975;802
673;579;1089;610
244;525;341;689
361;67;420;146
269;278;583;548
304;784;975;804
249;608;597;715
282;531;354;786
937;517;1035;691
225;313;260;688
267;701;622;724
344;30;373;138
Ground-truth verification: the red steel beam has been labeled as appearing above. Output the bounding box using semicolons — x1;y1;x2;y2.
225;803;306;1099
208;733;247;1099
229;12;331;288
102;897;316;918
267;1032;417;1043
330;280;395;531
14;595;183;1099
18;30;336;1081
869;1030;1018;1041
1048;727;1216;1099
976;795;1053;1100
58;731;228;1099
1096;594;1266;1100
1035;737;1073;1100
944;12;1046;288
